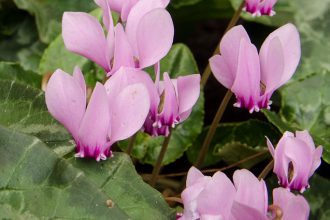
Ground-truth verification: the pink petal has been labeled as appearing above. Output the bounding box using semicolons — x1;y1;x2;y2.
230;202;268;220
259;23;300;91
159;72;179;125
273;188;310;220
186;166;205;187
104;67;159;113
109;83;150;143
219;25;251;76
259;36;284;95
45;69;86;140
62;12;109;71
266;137;275;157
197;171;236;219
125;0;170;56
121;0;139;22
233;169;268;215
78;83;110;154
73;66;86;97
110;24;136;75
136;9;174;68
177;74;201;116
231;38;260;112
94;0;114;31
209;54;234;89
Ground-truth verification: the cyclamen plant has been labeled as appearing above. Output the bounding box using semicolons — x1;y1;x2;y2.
38;0;325;219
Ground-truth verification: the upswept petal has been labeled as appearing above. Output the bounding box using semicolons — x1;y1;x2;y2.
136;9;174;68
259;23;300;90
219;25;250;76
177;74;201;116
121;0;139;22
78;83;110;159
110;24;136;75
94;0;114;31
197;172;236;219
233;169;268;215
45;69;86;140
259;36;284;95
159;72;179;126
230;202;268;220
273;188;309;220
73;66;86;98
125;0;170;56
209;55;234;89
186;166;205;187
62;12;108;71
283;138;314;191
104;67;159;113
231;38;260;112
109;83;150;143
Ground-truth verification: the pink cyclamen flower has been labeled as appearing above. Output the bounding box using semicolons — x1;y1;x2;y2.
267;130;323;192
95;0;170;22
271;188;310;220
144;71;201;136
45;67;150;161
104;67;201;137
62;0;173;75
209;23;300;113
230;169;269;220
244;0;277;16
179;167;236;220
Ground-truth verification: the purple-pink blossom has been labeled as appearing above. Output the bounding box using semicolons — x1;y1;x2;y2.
267;130;323;192
62;0;173;75
209;23;300;113
45;67;150;161
244;0;277;16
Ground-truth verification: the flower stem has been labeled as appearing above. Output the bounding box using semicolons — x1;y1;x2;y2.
195;90;232;168
150;129;173;187
126;133;137;155
258;160;274;180
200;1;245;86
165;197;183;204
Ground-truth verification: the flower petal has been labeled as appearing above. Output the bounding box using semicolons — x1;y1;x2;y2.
177;74;201;116
110;24;136;75
233;169;268;215
109;83;150;143
219;25;251;76
78;83;110;152
94;0;114;31
186;166;205;187
136;8;174;68
126;0;170;56
230;202;268;220
209;54;234;89
62;12;109;71
260;23;300;91
73;66;86;97
273;188;310;220
45;69;86;140
231;38;260;112
197;171;236;219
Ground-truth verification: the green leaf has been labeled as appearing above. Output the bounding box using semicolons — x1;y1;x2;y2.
0;125;174;219
119;44;204;165
187;119;280;168
0;62;41;88
0;80;73;156
12;0;97;43
67;156;175;219
38;34;90;75
304;174;330;220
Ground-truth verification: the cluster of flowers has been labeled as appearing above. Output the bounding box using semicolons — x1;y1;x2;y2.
45;0;200;161
243;0;278;16
179;131;322;220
